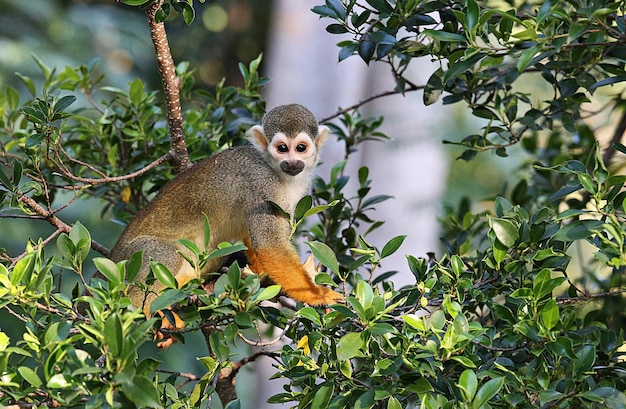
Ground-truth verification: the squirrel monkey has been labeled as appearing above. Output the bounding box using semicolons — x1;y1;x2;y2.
110;104;344;317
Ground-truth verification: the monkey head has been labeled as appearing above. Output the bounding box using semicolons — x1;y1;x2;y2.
247;104;329;178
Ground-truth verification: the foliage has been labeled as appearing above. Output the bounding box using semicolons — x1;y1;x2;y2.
1;0;626;408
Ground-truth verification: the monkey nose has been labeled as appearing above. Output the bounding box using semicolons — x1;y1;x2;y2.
280;160;305;176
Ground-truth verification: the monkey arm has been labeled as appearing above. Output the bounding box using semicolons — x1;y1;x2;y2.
245;208;344;306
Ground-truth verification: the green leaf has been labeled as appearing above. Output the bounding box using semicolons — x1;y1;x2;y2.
298;306;322;326
347;296;367;321
208;243;247;260
354;389;375;409
355;280;374;310
312;5;339;19
423;68;444;107
326;23;349;34
406;377;434;394
465;0;479;31
120;0;150;5
129;78;144;107
458;369;477;401
428;309;446;331
180;2;195;24
554;219;603;241
590;75;626;92
517;44;540;72
53;95;76;113
150;288;188;315
56;233;74;261
294;195;313;221
69;221;91;262
576;345;596;373
311;383;334;409
305;241;339;275
490;217;519;247
18;366;43;387
403;314;425;331
474;377;504;408
336;332;364;361
451;254;464;277
380;235;406;259
493;196;513;217
93;257;123;286
536;0;552;25
444;52;485;83
423;29;466;42
11;159;23;187
209;331;231;362
150;261;178;289
387;396;402;409
126;250;144;282
11;252;35;286
541;299;559;330
255;285;281;301
568;20;588;42
577;173;597;194
533;269;566;299
326;0;346;20
46;373;71;389
120;375;163;408
104;312;123;356
15;72;36;97
451;355;476;368
227;261;241;290
303;200;339;219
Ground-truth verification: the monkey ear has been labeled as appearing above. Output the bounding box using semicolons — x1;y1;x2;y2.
316;125;330;148
247;125;269;152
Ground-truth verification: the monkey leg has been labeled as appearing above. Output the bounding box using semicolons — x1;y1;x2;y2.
117;236;191;348
246;244;344;306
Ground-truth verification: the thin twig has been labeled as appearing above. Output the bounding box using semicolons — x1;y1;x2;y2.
51;151;172;185
320;86;421;123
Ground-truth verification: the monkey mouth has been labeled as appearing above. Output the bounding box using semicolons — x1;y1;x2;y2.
280;162;305;176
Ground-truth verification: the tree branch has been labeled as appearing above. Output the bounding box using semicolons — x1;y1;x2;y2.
17;193;110;257
146;0;191;172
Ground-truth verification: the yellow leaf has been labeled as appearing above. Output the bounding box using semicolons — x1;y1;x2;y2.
120;186;131;204
297;335;310;355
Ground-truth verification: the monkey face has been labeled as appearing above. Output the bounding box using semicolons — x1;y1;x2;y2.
267;132;319;177
246;104;330;179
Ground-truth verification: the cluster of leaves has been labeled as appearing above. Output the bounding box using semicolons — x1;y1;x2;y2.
0;55;266;223
119;0;204;25
265;144;626;408
313;0;626;158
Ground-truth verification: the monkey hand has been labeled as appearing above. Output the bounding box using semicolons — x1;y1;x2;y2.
301;255;345;306
154;309;185;349
297;286;344;307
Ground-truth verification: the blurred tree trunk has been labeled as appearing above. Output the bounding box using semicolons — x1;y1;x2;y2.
257;0;449;406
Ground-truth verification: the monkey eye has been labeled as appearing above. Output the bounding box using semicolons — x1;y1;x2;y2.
277;144;289;153
295;144;307;153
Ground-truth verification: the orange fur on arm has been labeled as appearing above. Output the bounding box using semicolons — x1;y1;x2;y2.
247;246;343;306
